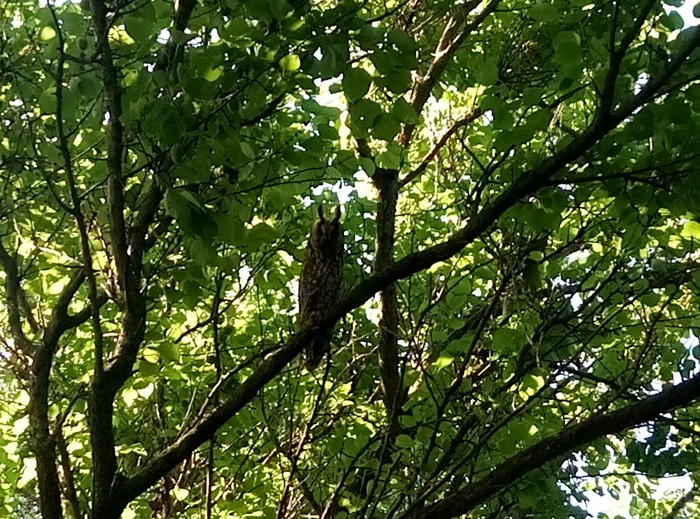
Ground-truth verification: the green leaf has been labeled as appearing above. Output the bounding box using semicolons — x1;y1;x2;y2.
681;220;700;239
519;374;545;398
553;40;581;65
164;189;190;221
310;36;349;79
492;328;525;355
203;66;224;82
372;113;401;141
172;487;189;501
349;99;383;133
138;360;160;377
38;91;57;114
124;14;155;43
475;59;499;85
382;70;412;94
160;115;186;145
245;223;279;248
77;76;101;98
659;11;684;31
529;4;558;22
395;434;414;449
359;157;376;175
388;28;418;54
269;0;293;18
157;342;180;363
39;26;56;41
376;148;401;170
392;98;419;124
342;68;372;102
552;31;580;50
279;53;301;72
434;354;454;369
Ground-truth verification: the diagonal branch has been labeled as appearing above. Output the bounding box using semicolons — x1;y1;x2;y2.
400;107;482;186
662;488;696;519
118;91;605;510
615;25;700;117
400;371;700;519
400;0;501;145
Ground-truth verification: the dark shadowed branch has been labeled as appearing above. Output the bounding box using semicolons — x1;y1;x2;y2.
399;372;700;519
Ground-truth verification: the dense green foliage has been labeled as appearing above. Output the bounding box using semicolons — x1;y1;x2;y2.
1;0;700;518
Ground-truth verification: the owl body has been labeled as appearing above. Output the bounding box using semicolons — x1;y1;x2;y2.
298;206;344;371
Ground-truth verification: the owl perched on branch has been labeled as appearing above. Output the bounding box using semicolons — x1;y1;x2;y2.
298;205;344;371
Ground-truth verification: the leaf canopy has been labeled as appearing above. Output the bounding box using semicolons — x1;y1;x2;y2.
1;0;700;518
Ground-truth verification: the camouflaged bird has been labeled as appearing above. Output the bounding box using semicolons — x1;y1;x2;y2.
298;206;344;371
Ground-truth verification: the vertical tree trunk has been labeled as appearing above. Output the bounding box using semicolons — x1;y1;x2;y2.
373;168;403;433
30;377;63;519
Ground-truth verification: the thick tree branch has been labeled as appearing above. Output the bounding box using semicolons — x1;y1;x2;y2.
56;429;84;519
88;0;133;513
615;26;700;116
52;0;107;377
126;184;162;284
399;372;700;519
84;0;199;513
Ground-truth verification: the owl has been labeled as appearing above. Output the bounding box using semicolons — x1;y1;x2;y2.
298;205;344;371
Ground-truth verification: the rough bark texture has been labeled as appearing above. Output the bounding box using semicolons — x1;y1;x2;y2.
373;168;403;434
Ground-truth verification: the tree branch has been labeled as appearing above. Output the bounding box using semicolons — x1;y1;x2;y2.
400;372;700;519
662;488;696;519
88;0;132;512
400;107;482;186
615;26;700;117
400;0;501;145
114;86;617;509
0;238;33;353
598;0;658;117
90;0;128;311
126;183;162;283
56;429;84;519
373;167;403;453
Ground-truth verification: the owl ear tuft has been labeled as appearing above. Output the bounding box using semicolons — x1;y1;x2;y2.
332;206;341;223
317;205;325;221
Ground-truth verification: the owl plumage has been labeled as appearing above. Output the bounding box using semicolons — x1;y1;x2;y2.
298;205;344;371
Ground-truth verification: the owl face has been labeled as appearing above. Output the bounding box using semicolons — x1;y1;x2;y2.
309;206;343;255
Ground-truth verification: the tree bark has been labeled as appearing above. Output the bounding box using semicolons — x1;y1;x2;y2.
373;168;403;436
